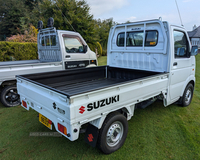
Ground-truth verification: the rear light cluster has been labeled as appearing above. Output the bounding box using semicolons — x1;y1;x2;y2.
22;100;27;108
48;120;52;125
58;123;67;135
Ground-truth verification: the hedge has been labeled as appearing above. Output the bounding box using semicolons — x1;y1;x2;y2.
0;42;38;61
0;41;104;62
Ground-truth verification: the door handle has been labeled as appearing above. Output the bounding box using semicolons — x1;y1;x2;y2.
173;62;177;66
65;55;71;58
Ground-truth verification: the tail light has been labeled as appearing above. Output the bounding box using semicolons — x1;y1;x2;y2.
22;100;27;108
58;123;67;135
48;120;52;125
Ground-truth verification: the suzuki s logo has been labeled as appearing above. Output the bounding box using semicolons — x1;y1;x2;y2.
88;134;93;142
79;106;85;114
53;102;57;109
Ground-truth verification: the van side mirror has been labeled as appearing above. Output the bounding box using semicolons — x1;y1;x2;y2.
191;46;198;56
84;45;88;53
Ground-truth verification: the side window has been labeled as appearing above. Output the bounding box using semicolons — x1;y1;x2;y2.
145;31;158;46
174;30;188;58
63;37;84;53
127;32;143;46
117;33;125;46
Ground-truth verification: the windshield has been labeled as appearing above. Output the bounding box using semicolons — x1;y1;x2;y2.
63;37;85;53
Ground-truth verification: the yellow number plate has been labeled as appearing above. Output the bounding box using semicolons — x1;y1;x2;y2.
39;113;52;130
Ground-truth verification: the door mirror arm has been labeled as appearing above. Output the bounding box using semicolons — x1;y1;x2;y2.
84;45;88;53
187;51;191;58
191;46;198;56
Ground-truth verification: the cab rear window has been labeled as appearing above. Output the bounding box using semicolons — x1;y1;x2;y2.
117;30;158;47
127;31;143;46
117;33;125;46
41;35;56;46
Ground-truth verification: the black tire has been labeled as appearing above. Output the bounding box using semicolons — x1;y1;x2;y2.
0;85;20;107
97;112;128;154
180;83;194;107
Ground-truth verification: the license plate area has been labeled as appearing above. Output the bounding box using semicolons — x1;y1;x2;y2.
39;113;52;130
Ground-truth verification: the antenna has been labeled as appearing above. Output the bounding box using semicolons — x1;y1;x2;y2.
175;0;183;26
55;1;76;32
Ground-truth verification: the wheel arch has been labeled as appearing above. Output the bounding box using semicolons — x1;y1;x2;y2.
1;80;17;87
89;105;135;129
0;80;17;93
180;75;195;97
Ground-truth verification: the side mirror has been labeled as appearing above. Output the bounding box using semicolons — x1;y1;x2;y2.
191;46;198;56
84;45;88;53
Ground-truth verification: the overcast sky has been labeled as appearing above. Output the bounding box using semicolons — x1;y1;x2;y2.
86;0;200;31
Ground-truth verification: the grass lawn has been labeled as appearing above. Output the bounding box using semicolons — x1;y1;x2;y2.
97;56;107;66
0;55;200;159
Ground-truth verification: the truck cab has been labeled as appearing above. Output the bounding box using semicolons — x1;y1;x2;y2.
167;25;196;105
38;27;97;69
107;20;197;106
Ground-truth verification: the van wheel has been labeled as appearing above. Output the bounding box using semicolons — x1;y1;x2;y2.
181;83;194;107
0;85;20;107
97;112;128;154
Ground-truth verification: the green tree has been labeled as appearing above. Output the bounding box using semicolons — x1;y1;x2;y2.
0;0;43;40
0;0;29;40
23;0;43;30
94;18;116;50
24;0;41;11
33;0;97;44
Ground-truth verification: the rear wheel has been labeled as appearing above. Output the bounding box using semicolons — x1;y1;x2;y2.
0;85;20;107
180;83;194;107
97;112;128;154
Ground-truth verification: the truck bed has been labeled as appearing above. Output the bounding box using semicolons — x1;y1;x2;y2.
0;60;62;86
0;60;40;67
17;66;165;97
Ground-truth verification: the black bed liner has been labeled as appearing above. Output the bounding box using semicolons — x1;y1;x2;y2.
17;66;166;98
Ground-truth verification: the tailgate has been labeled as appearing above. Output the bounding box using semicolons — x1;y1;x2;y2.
17;77;79;141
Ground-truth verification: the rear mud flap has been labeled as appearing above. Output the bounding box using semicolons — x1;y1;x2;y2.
84;124;99;147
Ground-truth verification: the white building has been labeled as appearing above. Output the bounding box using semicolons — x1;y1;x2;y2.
188;25;200;48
